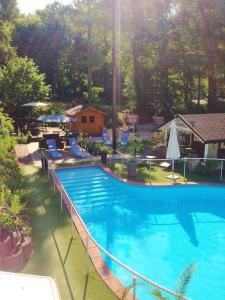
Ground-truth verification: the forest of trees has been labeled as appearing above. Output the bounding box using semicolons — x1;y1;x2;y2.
0;0;224;120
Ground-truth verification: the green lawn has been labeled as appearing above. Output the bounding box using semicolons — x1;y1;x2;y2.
21;166;118;300
107;160;223;184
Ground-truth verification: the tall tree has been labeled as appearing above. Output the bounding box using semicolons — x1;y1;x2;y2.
0;0;19;22
0;57;51;116
0;21;16;64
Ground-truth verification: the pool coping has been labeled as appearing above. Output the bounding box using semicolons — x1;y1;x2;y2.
56;163;225;187
52;163;225;300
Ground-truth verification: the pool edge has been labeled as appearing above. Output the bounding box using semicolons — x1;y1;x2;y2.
51;166;134;300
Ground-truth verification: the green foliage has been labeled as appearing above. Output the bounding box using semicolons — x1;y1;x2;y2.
0;0;19;22
16;129;31;144
83;86;104;103
151;131;165;146
194;160;220;176
8;194;26;216
175;262;196;299
0;211;15;232
0;20;16;64
126;135;144;156
122;262;195;300
0;57;51;116
0;109;14;136
152;289;169;300
6;0;223;116
0;111;29;235
86;140;113;155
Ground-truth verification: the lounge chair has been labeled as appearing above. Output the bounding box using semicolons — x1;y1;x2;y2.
69;138;85;158
46;139;62;159
102;129;112;146
120;130;129;146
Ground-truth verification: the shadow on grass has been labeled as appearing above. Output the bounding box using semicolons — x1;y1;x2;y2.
51;228;75;300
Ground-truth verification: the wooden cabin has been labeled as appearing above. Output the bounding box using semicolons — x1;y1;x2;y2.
65;105;105;136
160;113;225;159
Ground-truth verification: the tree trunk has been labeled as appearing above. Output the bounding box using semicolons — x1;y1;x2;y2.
159;41;169;114
131;38;142;114
197;74;201;108
198;0;217;112
87;0;93;104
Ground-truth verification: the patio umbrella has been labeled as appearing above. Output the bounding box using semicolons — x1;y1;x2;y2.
166;120;180;171
21;102;50;107
37;114;75;123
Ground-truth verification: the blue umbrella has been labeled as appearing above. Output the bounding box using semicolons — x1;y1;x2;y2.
37;114;75;123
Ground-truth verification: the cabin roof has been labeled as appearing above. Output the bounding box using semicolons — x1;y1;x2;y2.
65;105;105;117
161;113;225;144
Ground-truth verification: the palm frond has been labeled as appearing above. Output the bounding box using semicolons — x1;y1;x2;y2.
152;288;170;300
122;283;133;299
175;262;196;299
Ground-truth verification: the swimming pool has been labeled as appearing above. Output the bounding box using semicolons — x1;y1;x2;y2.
56;166;225;299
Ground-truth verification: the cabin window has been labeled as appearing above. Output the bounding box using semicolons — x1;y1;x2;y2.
89;116;95;123
82;116;87;123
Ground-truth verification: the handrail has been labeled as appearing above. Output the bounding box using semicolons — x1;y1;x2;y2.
108;148;225;162
42;151;191;300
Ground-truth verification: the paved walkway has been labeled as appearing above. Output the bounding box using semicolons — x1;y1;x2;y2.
15;142;96;167
15;144;33;165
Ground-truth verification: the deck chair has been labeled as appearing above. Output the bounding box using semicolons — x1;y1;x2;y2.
120;130;129;146
69;138;85;158
46;139;62;159
102;129;113;146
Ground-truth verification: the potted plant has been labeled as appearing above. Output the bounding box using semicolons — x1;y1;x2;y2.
126;135;143;179
99;144;110;165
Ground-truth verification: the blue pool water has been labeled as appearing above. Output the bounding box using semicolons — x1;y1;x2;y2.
56;166;225;299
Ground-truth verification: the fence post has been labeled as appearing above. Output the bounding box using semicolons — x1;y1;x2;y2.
121;157;124;181
42;152;46;172
53;174;56;193
149;161;152;184
60;186;63;212
86;236;89;274
109;154;112;167
70;206;73;238
220;160;224;181
133;275;136;300
183;159;187;183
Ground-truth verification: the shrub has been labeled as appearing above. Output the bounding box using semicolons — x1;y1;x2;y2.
151;131;164;146
194;160;220;176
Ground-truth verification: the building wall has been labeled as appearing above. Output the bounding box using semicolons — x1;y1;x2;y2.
207;143;218;157
70;108;104;136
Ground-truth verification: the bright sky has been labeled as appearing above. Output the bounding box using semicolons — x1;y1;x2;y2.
18;0;73;15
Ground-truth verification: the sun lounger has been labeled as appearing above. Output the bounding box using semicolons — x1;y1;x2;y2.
69;138;85;158
102;129;112;146
120;130;129;146
46;139;62;159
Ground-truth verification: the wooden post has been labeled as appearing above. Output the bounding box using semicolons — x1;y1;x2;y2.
220;160;223;181
149;161;152;184
183;159;187;182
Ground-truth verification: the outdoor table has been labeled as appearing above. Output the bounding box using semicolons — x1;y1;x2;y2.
145;155;156;159
160;161;171;168
166;174;180;181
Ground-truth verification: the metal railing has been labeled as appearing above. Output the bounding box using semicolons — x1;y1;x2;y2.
41;151;191;300
104;148;225;183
